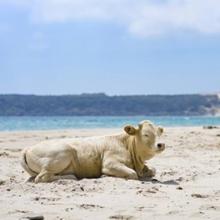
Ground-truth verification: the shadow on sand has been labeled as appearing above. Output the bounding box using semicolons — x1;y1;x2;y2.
140;178;179;185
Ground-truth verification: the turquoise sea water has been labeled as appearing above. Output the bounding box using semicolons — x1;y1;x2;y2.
0;116;220;131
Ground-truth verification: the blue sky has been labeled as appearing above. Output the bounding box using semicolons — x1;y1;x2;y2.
0;0;220;95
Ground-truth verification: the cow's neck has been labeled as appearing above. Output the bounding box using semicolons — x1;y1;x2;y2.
127;136;145;176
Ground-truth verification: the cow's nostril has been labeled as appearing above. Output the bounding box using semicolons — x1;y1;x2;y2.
157;143;163;148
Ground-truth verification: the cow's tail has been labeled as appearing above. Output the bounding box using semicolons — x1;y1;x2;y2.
21;148;37;177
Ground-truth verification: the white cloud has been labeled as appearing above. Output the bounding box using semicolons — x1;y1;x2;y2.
1;0;220;37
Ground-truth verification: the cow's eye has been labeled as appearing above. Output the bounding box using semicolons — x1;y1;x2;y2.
144;134;149;137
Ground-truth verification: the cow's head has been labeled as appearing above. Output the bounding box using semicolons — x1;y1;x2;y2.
124;120;165;156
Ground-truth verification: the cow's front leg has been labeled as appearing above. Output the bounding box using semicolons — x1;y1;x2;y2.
142;164;156;178
102;162;138;180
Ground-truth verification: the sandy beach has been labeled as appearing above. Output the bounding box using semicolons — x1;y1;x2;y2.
0;127;220;220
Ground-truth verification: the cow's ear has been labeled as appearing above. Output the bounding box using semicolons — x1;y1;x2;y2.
124;125;137;135
157;126;164;136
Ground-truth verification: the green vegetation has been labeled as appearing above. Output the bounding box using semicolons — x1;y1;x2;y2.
0;93;219;116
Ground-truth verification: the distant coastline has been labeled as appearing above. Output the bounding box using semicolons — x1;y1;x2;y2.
0;93;219;116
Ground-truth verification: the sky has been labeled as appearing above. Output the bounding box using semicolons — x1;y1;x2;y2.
0;0;220;95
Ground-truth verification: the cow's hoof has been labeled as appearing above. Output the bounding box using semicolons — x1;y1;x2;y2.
25;176;35;183
128;172;138;180
101;175;108;178
143;167;156;178
148;168;156;177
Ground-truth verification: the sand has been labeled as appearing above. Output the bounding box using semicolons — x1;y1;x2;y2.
0;127;220;220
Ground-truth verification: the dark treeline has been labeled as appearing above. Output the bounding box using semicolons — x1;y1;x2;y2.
0;93;219;116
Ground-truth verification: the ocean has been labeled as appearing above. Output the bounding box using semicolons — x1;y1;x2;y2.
0;116;219;131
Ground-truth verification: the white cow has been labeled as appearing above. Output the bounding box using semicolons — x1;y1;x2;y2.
21;120;165;183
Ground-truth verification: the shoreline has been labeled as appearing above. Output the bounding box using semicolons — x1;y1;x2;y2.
0;124;218;134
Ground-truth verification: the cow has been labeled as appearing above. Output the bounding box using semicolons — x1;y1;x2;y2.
21;120;165;183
